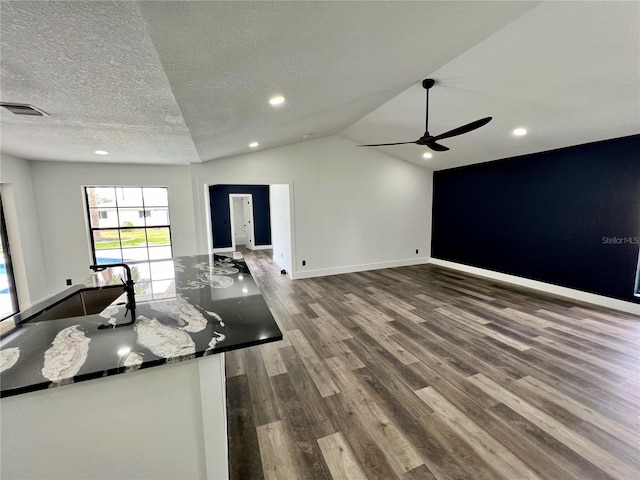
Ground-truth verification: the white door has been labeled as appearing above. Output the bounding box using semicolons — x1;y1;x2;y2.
228;194;254;252
243;197;255;250
232;198;247;246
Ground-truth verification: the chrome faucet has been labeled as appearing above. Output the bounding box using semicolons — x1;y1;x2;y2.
89;263;136;329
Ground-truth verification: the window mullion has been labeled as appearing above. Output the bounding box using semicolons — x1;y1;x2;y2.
85;186;172;265
114;190;123;261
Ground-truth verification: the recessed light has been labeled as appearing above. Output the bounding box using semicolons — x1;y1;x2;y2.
94;150;109;155
423;152;433;159
302;134;313;139
269;95;285;106
512;127;527;137
249;142;259;148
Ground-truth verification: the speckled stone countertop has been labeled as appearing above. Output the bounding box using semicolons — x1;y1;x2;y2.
0;254;282;398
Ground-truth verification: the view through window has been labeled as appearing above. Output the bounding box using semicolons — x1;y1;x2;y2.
85;187;172;265
0;195;18;320
95;258;178;303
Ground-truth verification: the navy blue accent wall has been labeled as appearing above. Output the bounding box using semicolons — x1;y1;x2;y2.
209;185;271;248
432;134;640;304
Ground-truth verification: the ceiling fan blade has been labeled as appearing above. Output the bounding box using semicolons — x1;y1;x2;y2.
432;117;492;141
426;140;449;152
357;141;418;147
357;81;490;152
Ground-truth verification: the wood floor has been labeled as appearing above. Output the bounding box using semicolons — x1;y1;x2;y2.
225;250;640;480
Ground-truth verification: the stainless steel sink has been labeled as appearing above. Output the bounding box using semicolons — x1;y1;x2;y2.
27;286;125;322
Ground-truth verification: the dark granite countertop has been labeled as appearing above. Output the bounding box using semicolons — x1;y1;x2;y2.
0;254;282;398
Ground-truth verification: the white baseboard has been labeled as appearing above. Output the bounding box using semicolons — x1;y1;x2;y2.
273;256;288;270
273;256;292;279
214;245;271;254
429;258;640;316
292;257;430;280
212;247;234;254
0;318;17;336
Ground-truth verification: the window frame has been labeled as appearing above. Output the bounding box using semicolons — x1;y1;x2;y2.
0;194;19;320
84;186;173;265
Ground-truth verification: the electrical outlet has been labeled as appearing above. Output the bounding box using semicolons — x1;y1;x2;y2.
66;278;72;286
302;260;306;266
416;249;419;254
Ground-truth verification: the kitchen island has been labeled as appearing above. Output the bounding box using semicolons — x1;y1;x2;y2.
0;253;282;479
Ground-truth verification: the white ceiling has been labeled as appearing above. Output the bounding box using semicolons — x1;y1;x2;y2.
0;1;637;169
0;1;200;165
341;1;640;170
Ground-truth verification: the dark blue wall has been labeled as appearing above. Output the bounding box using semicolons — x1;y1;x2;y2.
432;134;640;304
210;185;271;248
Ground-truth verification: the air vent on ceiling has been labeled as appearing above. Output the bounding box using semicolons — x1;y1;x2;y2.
0;102;48;116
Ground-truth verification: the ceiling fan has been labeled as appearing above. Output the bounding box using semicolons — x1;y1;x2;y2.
358;79;492;152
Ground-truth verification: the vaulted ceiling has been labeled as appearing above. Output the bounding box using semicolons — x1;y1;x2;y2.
1;1;638;170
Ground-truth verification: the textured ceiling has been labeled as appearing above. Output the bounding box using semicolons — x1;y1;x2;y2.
0;1;199;164
0;0;535;165
341;1;640;170
1;1;636;169
137;1;536;162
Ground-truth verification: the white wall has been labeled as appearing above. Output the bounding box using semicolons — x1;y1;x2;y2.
1;136;433;299
0;154;50;306
191;135;433;278
29;161;197;292
270;184;292;273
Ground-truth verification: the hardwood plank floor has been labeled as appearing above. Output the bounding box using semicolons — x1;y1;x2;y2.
226;250;640;480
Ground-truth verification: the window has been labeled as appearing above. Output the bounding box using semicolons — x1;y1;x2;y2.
98;259;177;303
0;194;19;320
85;187;172;264
131;260;177;302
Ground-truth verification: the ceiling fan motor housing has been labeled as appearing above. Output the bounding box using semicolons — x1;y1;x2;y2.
422;79;435;89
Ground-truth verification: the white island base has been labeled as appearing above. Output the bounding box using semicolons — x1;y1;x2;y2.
1;353;228;480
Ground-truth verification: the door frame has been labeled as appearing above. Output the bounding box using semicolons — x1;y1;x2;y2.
206;182;293;272
228;194;255;251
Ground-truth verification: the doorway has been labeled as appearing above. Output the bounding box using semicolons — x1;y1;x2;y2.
210;185;272;253
229;194;255;251
208;183;293;277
